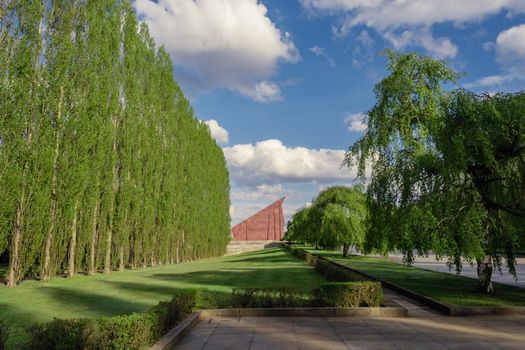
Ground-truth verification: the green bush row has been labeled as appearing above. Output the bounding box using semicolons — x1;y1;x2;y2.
314;282;383;307
232;288;313;308
286;244;370;282
28;289;199;350
231;282;383;308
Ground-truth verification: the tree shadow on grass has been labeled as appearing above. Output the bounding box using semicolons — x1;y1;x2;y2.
97;280;232;308
38;286;149;318
0;302;36;349
145;267;325;291
224;247;310;264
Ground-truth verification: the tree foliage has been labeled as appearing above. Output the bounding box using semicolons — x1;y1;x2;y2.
0;0;230;286
346;50;525;292
286;186;366;256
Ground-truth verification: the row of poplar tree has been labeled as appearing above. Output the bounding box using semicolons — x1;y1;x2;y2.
0;0;231;287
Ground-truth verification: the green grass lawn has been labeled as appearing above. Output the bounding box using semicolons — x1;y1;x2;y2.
0;248;325;348
302;247;525;308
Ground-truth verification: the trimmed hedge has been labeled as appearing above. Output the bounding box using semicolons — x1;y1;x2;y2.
231;283;383;308
286;244;370;282
28;289;199;350
314;282;383;307
231;288;312;308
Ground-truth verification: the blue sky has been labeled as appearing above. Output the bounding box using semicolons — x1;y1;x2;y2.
136;0;525;224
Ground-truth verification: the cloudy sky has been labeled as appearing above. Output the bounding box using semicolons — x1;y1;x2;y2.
136;0;525;225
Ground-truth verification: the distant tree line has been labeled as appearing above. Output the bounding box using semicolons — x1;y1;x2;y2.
0;0;231;287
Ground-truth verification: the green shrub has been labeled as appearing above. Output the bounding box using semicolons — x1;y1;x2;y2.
0;321;10;350
314;282;383;307
98;312;156;350
27;318;98;350
231;288;312;308
154;289;198;336
313;259;367;282
27;290;199;350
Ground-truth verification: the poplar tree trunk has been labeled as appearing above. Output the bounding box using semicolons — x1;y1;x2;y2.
104;229;112;274
118;246;125;271
7;12;44;287
104;112;119;274
88;199;99;275
477;255;495;294
7;179;26;287
68;201;79;278
43;86;65;281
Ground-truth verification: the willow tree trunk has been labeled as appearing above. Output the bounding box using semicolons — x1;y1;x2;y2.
342;243;350;257
43;86;65;281
88;198;99;275
477;255;495;294
67;202;79;277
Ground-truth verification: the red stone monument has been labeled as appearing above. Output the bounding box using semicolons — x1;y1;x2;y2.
231;197;285;241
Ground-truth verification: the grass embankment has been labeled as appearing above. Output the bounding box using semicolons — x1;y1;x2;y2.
0;248;325;348
302;247;525;308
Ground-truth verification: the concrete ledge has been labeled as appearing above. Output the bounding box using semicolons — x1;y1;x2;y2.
149;312;201;350
284;244;525;317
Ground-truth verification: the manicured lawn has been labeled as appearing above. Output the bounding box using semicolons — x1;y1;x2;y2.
302;247;525;308
0;248;325;348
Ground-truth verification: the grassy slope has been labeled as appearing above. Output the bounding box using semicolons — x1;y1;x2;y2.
0;248;325;348
303;247;525;308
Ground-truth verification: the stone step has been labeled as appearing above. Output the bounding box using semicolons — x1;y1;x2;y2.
225;240;283;255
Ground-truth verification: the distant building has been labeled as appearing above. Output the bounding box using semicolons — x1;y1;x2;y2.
231;197;285;241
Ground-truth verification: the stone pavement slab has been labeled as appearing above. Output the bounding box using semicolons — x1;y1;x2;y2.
173;314;525;349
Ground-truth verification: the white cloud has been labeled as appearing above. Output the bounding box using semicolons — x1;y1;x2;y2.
203;119;229;145
301;0;525;59
496;24;525;76
237;81;283;103
223;139;356;185
356;30;374;48
464;74;515;88
309;45;336;67
383;29;458;59
231;184;286;201
466;24;525;89
136;0;299;102
344;113;367;132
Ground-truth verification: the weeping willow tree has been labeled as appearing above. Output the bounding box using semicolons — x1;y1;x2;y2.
285;186;367;256
0;0;230;287
346;50;525;293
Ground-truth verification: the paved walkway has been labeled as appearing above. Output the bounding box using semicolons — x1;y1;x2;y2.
174;314;525;350
387;255;525;288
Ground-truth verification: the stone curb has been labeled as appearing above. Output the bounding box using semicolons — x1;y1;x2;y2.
284;243;525;317
200;306;407;318
149;312;202;350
